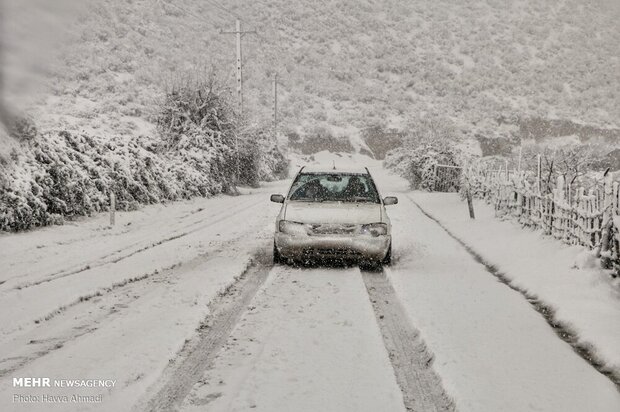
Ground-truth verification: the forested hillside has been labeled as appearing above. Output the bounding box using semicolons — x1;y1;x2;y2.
5;0;619;141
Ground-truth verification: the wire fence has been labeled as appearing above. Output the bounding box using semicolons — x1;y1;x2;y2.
433;164;462;192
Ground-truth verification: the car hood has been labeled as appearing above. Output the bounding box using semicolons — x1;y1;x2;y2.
284;201;382;224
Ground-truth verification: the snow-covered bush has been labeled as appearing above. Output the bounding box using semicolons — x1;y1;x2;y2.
384;119;462;190
514;143;601;195
237;124;289;185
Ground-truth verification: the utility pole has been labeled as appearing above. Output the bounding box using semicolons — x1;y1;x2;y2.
272;73;278;143
221;19;256;116
0;0;6;125
221;19;256;188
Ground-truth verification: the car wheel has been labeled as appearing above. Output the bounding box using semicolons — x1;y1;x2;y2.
359;258;381;271
273;242;289;265
273;242;283;265
382;243;392;266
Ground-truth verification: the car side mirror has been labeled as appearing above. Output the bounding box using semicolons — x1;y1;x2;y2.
383;196;398;206
270;194;285;203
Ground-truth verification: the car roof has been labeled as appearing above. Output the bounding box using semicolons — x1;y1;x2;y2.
300;165;369;174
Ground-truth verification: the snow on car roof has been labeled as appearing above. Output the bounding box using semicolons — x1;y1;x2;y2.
300;165;369;174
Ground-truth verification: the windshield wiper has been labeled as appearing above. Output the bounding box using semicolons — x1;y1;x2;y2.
347;196;374;203
292;198;327;202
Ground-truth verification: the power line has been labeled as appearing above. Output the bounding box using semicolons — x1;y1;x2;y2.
160;0;224;27
161;1;293;116
203;0;241;20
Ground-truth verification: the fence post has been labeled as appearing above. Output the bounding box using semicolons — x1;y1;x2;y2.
553;175;564;239
577;187;585;245
466;187;476;219
614;182;619;215
599;173;614;267
588;189;595;247
537;154;542;194
110;192;116;226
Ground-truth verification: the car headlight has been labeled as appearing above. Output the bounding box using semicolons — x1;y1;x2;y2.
278;220;309;236
360;223;388;237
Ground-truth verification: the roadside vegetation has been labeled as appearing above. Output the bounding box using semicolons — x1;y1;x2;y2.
0;76;287;232
384;118;463;190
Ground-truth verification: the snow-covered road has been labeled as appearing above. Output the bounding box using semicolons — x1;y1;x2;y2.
1;153;619;411
177;266;407;412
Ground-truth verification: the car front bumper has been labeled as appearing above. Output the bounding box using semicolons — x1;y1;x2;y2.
275;233;390;261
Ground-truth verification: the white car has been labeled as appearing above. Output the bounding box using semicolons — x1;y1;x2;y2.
270;166;398;266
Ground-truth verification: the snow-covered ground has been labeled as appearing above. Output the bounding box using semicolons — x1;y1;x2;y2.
1;152;619;411
0;182;287;411
386;196;620;411
410;192;620;382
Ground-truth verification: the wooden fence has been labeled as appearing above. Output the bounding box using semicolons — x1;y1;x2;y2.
466;166;620;275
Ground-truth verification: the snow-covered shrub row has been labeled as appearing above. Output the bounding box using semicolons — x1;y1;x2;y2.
0;75;288;232
0;94;287;232
0;127;286;232
0;131;211;230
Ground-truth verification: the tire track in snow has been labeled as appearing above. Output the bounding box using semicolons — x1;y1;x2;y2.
33;228;265;326
0;244;265;381
408;195;620;389
136;259;273;412
0;216;273;348
361;268;456;412
6;197;262;291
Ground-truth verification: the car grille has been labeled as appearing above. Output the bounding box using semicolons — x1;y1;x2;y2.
303;248;362;256
308;223;358;236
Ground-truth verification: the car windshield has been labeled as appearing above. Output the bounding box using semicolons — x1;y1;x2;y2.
288;173;380;203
